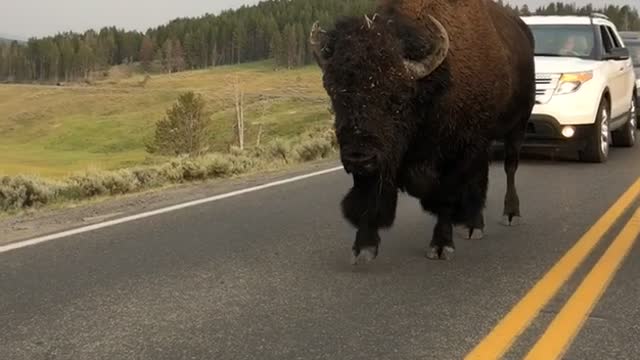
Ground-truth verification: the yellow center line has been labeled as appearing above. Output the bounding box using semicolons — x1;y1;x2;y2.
524;206;640;360
465;177;640;360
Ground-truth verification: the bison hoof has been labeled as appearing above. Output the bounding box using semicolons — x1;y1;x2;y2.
467;228;484;240
351;246;377;265
501;215;522;227
454;225;484;240
426;246;455;260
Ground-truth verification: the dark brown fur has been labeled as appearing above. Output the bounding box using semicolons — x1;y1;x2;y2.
312;0;536;261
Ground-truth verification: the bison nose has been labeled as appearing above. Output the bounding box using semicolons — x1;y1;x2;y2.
343;150;375;163
341;150;377;174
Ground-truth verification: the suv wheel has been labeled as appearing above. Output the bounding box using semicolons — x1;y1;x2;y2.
580;97;610;163
612;95;637;147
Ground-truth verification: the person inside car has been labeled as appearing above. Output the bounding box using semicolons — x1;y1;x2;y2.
559;34;590;56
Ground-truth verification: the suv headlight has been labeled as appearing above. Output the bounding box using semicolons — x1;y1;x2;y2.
555;71;593;94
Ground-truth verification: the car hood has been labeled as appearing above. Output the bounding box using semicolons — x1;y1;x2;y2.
534;56;599;74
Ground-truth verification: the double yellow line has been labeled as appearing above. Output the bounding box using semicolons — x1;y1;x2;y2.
465;177;640;360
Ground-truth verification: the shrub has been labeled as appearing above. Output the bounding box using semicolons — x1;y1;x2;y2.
159;159;187;182
146;91;211;157
130;166;164;188
267;138;292;163
0;175;59;211
294;138;334;162
69;169;140;197
180;158;209;181
229;146;245;157
228;154;256;174
248;146;267;159
1;126;340;213
201;154;234;177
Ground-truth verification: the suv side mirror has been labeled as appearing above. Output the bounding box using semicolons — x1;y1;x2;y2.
604;47;630;60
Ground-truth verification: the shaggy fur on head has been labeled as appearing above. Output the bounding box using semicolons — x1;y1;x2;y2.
312;0;536;261
320;13;451;178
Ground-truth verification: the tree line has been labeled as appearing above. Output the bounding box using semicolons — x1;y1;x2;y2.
500;1;640;30
0;0;638;83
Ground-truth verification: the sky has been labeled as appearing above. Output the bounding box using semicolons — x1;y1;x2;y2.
1;0;637;40
0;0;261;40
505;0;637;8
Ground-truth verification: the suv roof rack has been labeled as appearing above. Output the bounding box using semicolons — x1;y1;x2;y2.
588;12;609;26
590;12;609;20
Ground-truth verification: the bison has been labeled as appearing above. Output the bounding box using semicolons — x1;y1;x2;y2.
309;0;536;262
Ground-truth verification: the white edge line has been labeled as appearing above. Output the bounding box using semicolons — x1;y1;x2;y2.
0;166;344;254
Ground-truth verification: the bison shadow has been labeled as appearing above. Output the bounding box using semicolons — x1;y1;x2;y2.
490;146;605;165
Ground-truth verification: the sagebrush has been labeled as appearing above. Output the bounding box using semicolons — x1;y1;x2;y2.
1;130;337;212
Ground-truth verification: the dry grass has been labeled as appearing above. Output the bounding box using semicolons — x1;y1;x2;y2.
0;60;330;178
0;129;338;213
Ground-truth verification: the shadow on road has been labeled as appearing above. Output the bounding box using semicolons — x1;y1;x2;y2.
490;147;612;166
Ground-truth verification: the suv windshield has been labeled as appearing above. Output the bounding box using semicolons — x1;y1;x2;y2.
529;25;596;59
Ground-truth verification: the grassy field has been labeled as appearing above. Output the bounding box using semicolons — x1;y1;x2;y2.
0;61;331;178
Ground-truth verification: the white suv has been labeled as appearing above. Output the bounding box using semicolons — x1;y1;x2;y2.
520;14;637;162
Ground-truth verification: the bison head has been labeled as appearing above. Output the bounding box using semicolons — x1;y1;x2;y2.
310;14;449;176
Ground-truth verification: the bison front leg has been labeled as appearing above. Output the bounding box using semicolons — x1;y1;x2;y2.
423;151;489;258
341;174;398;265
455;211;485;240
423;203;456;260
454;157;489;240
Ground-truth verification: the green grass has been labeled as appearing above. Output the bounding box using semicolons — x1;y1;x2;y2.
0;60;331;178
0;130;338;213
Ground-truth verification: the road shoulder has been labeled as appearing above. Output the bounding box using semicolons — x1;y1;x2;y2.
0;159;341;246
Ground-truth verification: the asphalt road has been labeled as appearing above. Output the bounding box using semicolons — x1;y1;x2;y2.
2;146;640;360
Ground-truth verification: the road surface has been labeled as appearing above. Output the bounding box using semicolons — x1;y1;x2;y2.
2;147;640;360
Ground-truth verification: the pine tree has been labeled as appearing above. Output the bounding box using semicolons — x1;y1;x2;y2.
139;36;154;72
270;29;285;68
59;39;74;82
171;39;186;72
232;24;247;64
76;41;94;79
146;91;211;156
284;24;298;68
161;39;173;73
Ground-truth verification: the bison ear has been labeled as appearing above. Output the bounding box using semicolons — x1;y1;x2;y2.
310;21;332;71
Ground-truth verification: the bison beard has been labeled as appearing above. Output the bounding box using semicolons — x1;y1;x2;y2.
310;0;536;263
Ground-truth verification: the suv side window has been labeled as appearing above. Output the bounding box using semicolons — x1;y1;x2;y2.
599;25;614;53
605;26;622;48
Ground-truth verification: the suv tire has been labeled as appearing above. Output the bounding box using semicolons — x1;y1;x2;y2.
580;97;610;163
612;95;637;147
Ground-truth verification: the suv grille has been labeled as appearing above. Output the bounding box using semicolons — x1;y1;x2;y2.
535;73;560;104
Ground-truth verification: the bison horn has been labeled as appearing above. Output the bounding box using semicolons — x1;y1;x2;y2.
365;15;373;29
403;15;450;79
364;13;379;29
310;21;329;69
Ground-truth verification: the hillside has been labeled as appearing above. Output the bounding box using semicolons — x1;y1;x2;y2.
0;61;329;178
0;0;375;84
4;0;636;84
